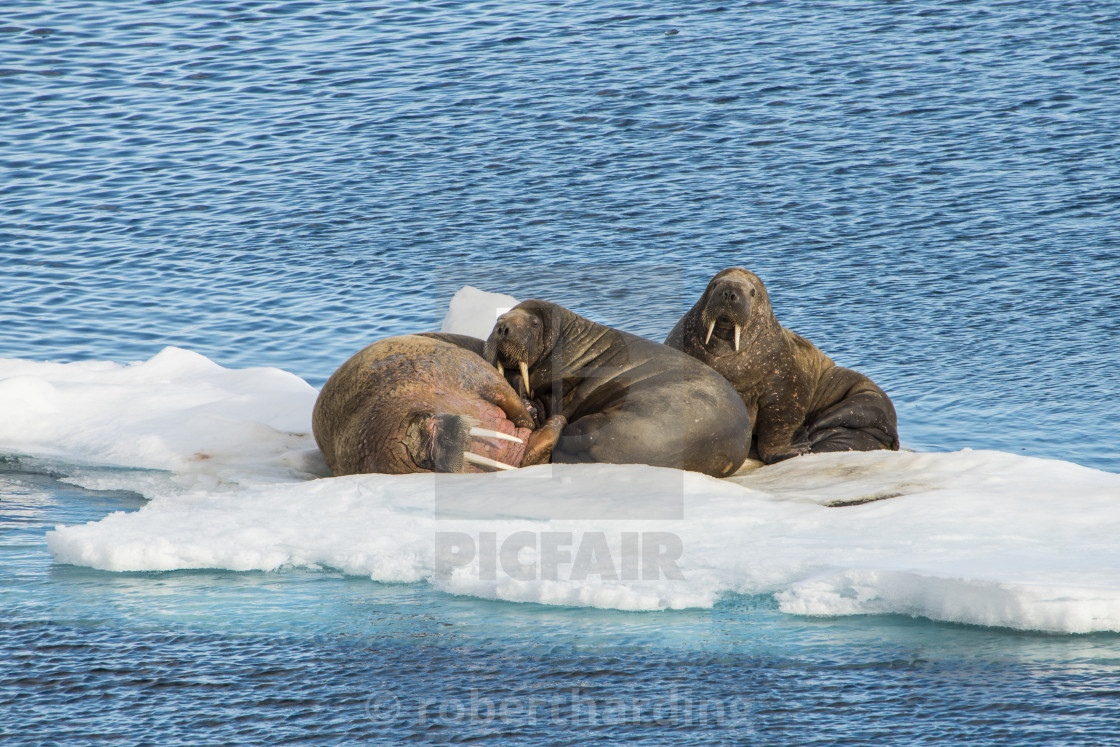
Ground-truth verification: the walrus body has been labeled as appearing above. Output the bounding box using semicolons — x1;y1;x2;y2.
312;334;556;475
483;300;751;478
665;268;899;464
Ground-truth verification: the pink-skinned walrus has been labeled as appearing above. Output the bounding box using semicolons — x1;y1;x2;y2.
312;333;563;475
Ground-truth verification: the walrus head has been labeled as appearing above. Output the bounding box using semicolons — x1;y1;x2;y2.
699;267;769;352
483;302;555;398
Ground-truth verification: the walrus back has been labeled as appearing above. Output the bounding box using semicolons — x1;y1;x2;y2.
555;323;751;477
312;337;416;475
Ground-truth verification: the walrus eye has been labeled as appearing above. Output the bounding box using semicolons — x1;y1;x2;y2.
750;289;756;297
530;317;541;328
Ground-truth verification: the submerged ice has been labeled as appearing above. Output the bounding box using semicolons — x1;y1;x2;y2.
3;287;1119;634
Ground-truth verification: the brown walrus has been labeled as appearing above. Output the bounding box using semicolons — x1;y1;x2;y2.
665;268;899;464
483;300;751;478
312;333;560;475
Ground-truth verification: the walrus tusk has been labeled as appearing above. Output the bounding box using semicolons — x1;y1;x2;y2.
469;426;523;444
705;320;716;345
462;451;517;471
497;362;504;377
734;325;741;352
519;361;530;397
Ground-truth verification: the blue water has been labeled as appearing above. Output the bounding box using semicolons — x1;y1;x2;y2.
3;1;1119;743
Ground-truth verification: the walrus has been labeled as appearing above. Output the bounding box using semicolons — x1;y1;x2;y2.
482;300;751;478
665;268;899;464
312;333;561;476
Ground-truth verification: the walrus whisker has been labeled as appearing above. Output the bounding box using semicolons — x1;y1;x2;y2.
705;320;716;344
734;324;741;352
519;361;530;397
469;426;523;444
462;451;517;471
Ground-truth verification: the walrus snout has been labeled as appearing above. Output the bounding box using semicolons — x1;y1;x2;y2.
410;412;523;473
485;317;528;364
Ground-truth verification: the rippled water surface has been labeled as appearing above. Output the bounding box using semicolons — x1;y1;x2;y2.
3;0;1119;743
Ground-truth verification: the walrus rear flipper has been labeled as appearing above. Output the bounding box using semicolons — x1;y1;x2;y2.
552;412;660;466
805;386;900;453
808;426;895;453
551;413;609;463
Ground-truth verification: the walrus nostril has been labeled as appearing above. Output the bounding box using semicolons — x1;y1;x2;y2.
722;289;738;303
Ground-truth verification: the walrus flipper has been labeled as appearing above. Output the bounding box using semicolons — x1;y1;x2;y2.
753;405;812;464
520;414;566;467
804;369;900;453
808;426;894;453
474;375;535;430
415;333;534;430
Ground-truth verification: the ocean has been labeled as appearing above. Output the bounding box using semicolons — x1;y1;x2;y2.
3;1;1119;744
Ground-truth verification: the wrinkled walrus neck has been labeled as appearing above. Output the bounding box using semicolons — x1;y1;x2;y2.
547;315;617;372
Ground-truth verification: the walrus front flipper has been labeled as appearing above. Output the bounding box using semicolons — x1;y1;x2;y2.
471;374;535;430
751;396;814;464
804;370;900;453
520;414;566;467
415;332;534;429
